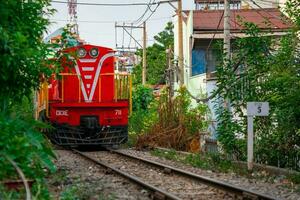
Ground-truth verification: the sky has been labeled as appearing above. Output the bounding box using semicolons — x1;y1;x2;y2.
48;0;194;49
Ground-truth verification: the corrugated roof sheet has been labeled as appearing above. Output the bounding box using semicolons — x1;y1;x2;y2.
193;8;292;32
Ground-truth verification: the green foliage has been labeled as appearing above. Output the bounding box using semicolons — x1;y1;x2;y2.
151;149;179;160
0;98;56;197
0;0;57;198
60;186;81;200
133;22;174;85
0;0;54;111
135;87;210;150
167;87;209;136
129;85;156;136
151;149;234;173
288;173;300;185
59;183;116;200
215;1;300;170
285;0;300;29
132;85;154;111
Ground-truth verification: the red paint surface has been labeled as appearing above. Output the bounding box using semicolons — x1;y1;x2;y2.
47;44;128;126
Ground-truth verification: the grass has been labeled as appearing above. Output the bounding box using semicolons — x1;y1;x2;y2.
59;183;116;200
288;173;300;185
48;168;117;200
150;149;300;193
150;149;235;173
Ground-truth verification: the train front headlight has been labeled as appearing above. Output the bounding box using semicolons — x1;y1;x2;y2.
89;48;99;58
77;48;87;58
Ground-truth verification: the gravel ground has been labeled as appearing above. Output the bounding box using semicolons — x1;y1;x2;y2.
49;150;152;200
119;149;300;200
87;151;238;200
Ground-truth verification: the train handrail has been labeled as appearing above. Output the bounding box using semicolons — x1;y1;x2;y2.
59;73;82;103
59;72;132;115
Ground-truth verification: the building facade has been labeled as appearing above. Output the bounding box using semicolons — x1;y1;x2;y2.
173;0;290;138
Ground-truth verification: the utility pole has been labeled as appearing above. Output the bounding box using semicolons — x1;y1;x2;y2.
224;0;231;60
166;46;174;97
115;23;144;74
177;0;184;86
142;21;147;85
223;0;231;109
67;0;79;35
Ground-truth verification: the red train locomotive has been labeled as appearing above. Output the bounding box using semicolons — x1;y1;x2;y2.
35;44;132;146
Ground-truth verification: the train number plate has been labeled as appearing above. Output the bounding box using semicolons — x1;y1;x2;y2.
115;109;122;116
56;110;69;116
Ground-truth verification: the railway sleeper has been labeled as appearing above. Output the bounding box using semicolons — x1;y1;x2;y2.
152;191;167;200
242;191;259;200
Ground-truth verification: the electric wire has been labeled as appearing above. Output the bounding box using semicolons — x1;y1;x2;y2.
138;3;160;26
122;22;125;49
254;0;285;5
133;0;153;24
148;0;158;12
50;16;172;24
243;0;285;21
52;0;161;6
128;23;133;48
206;10;224;52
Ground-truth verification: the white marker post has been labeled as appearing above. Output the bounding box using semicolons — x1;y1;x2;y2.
246;102;269;171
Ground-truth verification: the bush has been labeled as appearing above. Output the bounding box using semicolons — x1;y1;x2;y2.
0;98;56;198
215;2;300;170
136;87;210;151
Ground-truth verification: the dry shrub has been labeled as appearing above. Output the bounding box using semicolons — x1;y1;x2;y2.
136;87;209;151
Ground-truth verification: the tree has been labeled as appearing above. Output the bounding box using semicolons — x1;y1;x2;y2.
0;1;56;198
133;22;174;85
215;0;300;169
0;0;55;111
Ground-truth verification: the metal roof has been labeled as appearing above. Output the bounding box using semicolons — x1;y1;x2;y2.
192;8;292;32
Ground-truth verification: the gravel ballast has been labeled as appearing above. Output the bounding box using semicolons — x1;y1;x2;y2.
86;151;240;200
119;149;300;200
50;150;151;200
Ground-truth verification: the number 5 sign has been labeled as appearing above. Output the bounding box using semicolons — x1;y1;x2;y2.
247;102;269;116
246;102;269;171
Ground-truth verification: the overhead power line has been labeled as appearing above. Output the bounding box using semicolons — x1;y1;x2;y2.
52;0;178;6
255;0;285;5
138;4;160;26
244;0;284;21
133;0;156;24
51;16;172;24
206;10;224;52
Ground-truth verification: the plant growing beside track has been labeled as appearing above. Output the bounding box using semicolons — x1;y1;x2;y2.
0;0;65;198
133;22;174;85
128;85;156;146
150;148;300;191
135;87;210;151
151;149;235;173
214;0;300;170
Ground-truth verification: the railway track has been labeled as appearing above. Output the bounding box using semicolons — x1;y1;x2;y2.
73;149;180;200
72;149;277;200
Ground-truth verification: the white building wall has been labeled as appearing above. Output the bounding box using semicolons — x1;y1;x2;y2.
174;12;195;88
174;11;207;99
175;0;289;139
174;11;218;138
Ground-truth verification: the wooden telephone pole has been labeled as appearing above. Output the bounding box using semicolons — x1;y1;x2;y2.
224;0;231;59
223;0;231;110
114;22;146;85
142;21;147;85
177;0;184;86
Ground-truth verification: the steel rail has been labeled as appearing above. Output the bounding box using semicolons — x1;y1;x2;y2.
72;149;181;200
109;149;278;200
